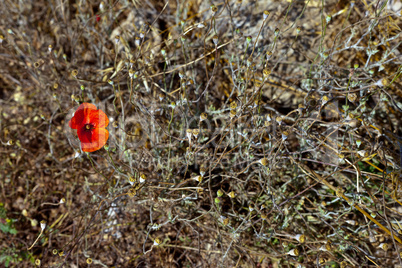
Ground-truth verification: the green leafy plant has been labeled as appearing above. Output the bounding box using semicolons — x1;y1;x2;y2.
0;248;20;268
0;204;17;235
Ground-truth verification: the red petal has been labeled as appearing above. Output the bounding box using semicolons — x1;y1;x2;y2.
88;109;109;128
69;103;97;129
77;127;109;152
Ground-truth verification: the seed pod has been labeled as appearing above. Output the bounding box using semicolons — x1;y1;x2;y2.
357;150;368;158
200;166;207;177
192;129;200;138
325;242;332;251
230;101;237;109
266;51;273;60
212;35;218;46
40;220;46;230
275;116;283;125
128;175;137;184
31;219;38;227
134;36;141;46
345;220;358;226
378;243;389;251
192;175;203;182
139;173;147;183
319;258;328;265
229;110;237;119
129;69;135;79
154;238;161;246
217;189;224;197
348;93;357;103
210;4;218;15
263;10;270;20
322;95;329;105
71;69;78;77
287;248;299;256
186;129;193;141
356;140;361;148
259;158;268;166
294;234;305;243
282;131;288;141
197;22;206;28
128;186;137;197
200;113;208;121
263;68;271;77
228;191;236;198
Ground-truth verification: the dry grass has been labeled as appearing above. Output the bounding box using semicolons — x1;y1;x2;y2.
1;0;402;267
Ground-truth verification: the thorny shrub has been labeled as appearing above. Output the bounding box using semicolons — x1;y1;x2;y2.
1;0;402;267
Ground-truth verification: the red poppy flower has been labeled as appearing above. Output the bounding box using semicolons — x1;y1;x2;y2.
69;103;109;152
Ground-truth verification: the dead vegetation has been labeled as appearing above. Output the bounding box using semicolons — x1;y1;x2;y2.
1;0;402;267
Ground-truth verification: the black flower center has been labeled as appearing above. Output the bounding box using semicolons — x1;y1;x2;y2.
84;123;94;131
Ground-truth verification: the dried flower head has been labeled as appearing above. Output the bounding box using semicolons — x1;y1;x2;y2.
200;113;208;121
259;158;268;166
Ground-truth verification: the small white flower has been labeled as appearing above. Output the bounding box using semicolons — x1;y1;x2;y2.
287;248;299;256
192;175;202;182
40;221;46;231
375;79;384;87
